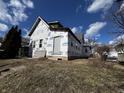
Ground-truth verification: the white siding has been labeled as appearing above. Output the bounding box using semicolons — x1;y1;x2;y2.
46;31;68;57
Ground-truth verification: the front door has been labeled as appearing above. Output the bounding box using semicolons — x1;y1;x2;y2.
53;36;61;55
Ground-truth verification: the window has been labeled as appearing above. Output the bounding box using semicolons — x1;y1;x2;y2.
76;45;77;49
76;44;78;49
30;41;32;47
89;46;92;50
71;42;73;47
78;47;80;51
32;41;35;48
85;48;88;53
39;39;43;48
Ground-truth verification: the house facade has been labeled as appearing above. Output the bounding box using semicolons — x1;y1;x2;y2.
28;16;86;60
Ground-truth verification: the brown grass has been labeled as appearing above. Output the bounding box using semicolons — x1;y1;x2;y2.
0;58;124;93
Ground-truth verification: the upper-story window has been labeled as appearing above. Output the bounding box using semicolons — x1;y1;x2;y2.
39;39;43;48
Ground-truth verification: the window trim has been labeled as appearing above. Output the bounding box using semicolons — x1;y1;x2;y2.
32;41;35;48
39;39;43;48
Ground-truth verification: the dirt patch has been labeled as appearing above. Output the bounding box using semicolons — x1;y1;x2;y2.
11;65;26;72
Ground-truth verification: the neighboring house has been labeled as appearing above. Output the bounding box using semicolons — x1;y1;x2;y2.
115;43;124;62
19;37;30;57
107;48;118;61
28;16;88;60
0;37;3;48
82;44;92;58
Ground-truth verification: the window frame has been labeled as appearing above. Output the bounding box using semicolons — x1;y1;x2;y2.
39;39;43;48
32;41;35;48
71;42;73;47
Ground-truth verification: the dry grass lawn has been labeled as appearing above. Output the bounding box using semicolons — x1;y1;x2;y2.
0;58;124;93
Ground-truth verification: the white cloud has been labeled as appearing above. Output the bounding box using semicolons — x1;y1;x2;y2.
0;23;9;32
22;0;34;8
76;5;82;13
23;28;29;37
95;34;101;40
11;7;28;24
87;0;113;13
0;0;34;25
0;0;12;23
109;34;124;45
71;26;83;41
85;22;107;38
71;26;83;33
9;0;24;8
109;40;114;45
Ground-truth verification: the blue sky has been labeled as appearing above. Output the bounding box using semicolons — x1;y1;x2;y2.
0;0;121;44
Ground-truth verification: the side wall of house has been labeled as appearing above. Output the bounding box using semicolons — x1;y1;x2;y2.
68;32;82;59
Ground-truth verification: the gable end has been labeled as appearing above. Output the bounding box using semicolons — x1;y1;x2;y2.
28;16;49;36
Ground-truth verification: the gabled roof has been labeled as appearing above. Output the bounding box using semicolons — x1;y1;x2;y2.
29;16;49;36
28;16;81;44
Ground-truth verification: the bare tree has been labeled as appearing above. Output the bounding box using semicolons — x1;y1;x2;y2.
112;0;124;32
105;0;124;47
96;45;110;61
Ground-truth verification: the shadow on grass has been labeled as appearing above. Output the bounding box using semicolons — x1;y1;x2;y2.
119;62;124;66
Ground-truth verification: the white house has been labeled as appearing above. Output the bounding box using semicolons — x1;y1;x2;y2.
28;16;87;60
